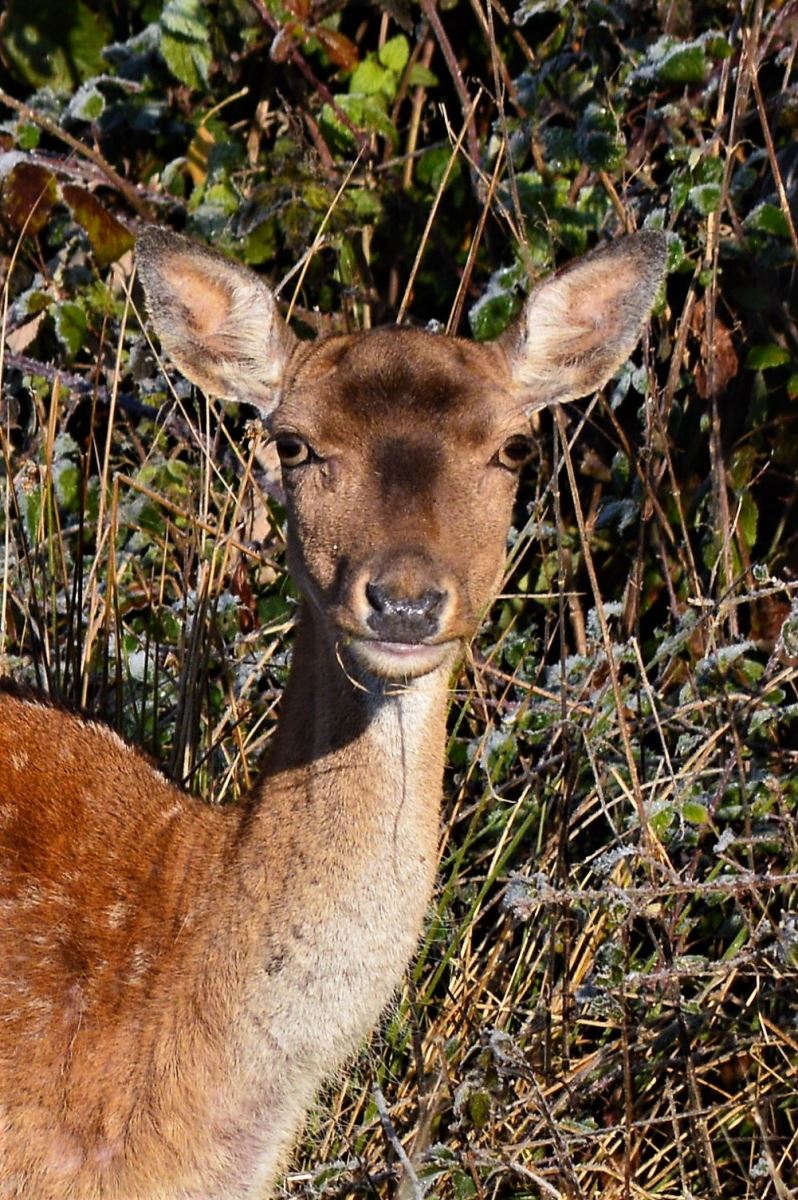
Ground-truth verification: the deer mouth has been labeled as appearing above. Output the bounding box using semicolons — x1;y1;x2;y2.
346;636;458;680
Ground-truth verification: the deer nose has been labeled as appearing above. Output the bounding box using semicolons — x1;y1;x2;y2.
365;580;447;643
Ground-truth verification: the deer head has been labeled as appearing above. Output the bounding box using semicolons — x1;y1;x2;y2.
137;229;666;681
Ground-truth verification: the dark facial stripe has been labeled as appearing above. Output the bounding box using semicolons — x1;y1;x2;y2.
374;437;443;503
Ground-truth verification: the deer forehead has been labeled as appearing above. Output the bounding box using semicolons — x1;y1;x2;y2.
277;328;518;449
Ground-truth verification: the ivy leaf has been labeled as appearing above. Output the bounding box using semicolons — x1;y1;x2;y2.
737;490;758;552
16;123;41;151
514;0;561;22
634;36;708;87
656;41;707;85
596;497;639;534
469;284;522;342
347;190;383;221
161;0;209;39
576;104;624;171
161;35;212;89
683;801;710;825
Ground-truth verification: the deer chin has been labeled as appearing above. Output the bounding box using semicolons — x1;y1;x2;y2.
345;637;458;681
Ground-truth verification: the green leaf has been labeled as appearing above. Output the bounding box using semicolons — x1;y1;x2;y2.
321;95;397;147
469;285;522;342
52;302;88;360
467;1089;491;1130
68;83;106;122
347;190;383;221
658;42;707;84
16;122;40;151
636;36;708;87
745;344;790;370
55;463;81;512
576;104;624;171
695;156;724;185
683;801;710;825
417;144;461;192
349;58;394;99
515;0;561;21
453;1171;477;1200
689;182;722;215
24;487;42;545
738;491;758;552
378;34;409;74
705;35;733;59
241;218;278;266
159;0;211;88
161;33;212;88
737;654;764;686
744;203;791;239
407;63;438;88
650;806;675;836
161;0;209;39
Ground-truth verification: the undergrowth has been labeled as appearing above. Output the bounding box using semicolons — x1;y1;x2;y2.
1;0;797;1196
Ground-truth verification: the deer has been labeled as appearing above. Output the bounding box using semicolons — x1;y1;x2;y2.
0;226;666;1199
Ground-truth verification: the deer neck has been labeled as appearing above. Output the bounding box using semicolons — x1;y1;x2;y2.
246;605;455;967
215;608;455;1150
265;606;454;779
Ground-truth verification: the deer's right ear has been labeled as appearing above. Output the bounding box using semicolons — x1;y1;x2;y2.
136;228;296;414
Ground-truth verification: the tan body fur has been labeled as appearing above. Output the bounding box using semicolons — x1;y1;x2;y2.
0;229;666;1197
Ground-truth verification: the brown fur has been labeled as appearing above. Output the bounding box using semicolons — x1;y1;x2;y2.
0;229;666;1198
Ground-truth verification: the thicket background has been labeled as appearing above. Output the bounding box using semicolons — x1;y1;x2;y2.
1;0;797;1196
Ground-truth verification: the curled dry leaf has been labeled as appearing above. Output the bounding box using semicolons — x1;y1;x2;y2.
61;184;134;266
1;161;57;235
692;297;740;398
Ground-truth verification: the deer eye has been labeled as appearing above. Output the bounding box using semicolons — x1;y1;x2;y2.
495;435;534;472
274;435;312;469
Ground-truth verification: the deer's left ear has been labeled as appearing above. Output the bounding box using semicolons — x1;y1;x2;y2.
501;231;668;413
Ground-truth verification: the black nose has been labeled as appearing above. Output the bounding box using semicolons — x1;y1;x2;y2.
365;581;446;643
